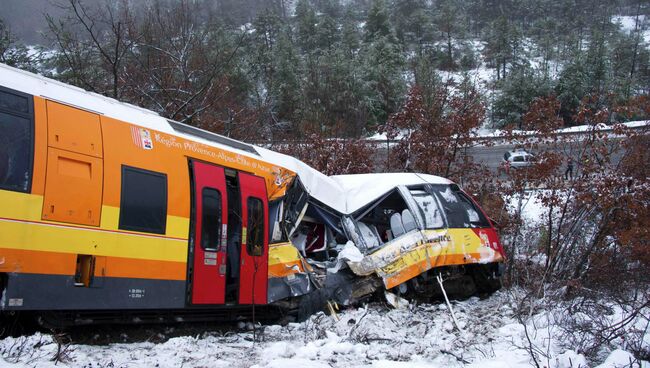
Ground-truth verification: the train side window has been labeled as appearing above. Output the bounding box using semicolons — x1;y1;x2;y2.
431;184;490;228
119;166;167;234
0;88;33;193
246;197;264;256
201;188;222;250
457;192;491;228
410;189;444;229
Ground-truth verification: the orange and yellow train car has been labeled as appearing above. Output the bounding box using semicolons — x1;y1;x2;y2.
0;64;303;317
0;64;505;324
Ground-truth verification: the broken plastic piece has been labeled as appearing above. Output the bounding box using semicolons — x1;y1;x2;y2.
328;241;363;273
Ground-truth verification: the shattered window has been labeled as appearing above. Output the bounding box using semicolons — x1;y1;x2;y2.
410;190;444;229
431;185;490;228
457;192;490;228
439;187;458;203
354;190;410;244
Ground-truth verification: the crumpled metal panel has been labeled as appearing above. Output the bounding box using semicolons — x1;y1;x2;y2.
267;272;312;303
346;228;504;289
346;230;426;276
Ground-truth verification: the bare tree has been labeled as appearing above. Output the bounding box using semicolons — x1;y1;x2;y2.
46;0;137;98
45;0;258;137
379;78;490;194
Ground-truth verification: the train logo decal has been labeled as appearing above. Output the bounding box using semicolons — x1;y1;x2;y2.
273;168;291;186
131;126;153;150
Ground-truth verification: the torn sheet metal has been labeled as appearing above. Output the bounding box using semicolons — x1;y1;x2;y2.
265;168;505;312
267;242;313;303
268;273;311;304
385;291;409;309
345;230;426;277
397;186;425;229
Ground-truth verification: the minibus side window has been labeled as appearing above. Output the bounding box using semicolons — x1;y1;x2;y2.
431;185;490;228
410;189;444;229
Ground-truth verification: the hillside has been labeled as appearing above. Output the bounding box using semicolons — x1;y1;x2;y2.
1;0;649;140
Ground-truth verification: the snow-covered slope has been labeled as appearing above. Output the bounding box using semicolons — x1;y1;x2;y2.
1;291;646;367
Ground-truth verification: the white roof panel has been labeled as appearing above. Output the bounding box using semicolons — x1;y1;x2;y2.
331;173;452;214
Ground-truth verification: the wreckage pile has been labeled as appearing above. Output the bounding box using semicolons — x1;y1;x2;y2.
257;147;506;316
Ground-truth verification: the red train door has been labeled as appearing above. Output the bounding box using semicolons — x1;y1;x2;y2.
191;161;228;304
238;172;269;305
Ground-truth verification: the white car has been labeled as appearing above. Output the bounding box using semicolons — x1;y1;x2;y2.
503;149;536;169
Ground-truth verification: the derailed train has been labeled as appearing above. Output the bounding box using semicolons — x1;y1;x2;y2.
0;63;505;326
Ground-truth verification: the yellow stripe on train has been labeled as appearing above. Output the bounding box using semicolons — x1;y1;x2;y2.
0;191;189;263
0;218;188;262
268;242;310;278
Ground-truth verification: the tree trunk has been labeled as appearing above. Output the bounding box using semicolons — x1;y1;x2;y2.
447;30;453;69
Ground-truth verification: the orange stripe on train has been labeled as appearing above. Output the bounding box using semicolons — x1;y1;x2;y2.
0;248;186;281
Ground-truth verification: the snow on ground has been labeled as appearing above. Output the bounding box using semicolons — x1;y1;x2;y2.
506;190;548;225
1;190;647;368
437;64;493;94
613;15;650;43
1;293;528;368
1;291;648;367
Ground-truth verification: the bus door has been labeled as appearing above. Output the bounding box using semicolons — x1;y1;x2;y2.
238;172;269;305
190;161;228;304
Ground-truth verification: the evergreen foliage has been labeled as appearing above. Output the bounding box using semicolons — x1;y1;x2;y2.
4;0;648;136
0;19;38;72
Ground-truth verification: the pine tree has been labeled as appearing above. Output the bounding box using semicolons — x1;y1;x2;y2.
585;30;609;98
341;8;360;57
271;28;303;126
294;0;318;53
0;19;37;72
493;65;553;128
314;0;341;18
555;55;590;125
316;15;340;52
391;0;430;45
483;14;525;80
433;0;466;70
362;35;406;126
365;0;393;43
412;51;442;107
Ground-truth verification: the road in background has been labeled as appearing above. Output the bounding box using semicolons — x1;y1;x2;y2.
467;139;626;173
372;138;628;174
